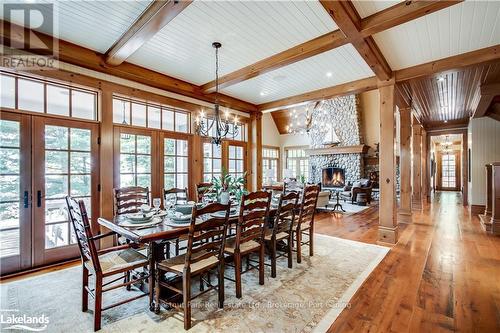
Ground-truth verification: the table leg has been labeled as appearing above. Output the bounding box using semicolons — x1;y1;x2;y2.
333;192;345;212
148;242;156;312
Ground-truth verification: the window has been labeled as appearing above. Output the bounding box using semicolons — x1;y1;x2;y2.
113;96;190;133
0;72;97;120
203;142;222;182
441;153;456;188
262;147;280;183
228;145;244;179
164;138;188;190
285;147;308;181
119;133;151;188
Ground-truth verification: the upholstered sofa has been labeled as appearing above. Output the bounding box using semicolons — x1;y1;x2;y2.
340;179;373;204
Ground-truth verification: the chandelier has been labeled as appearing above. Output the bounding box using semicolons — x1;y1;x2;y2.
286;100;340;145
195;42;239;146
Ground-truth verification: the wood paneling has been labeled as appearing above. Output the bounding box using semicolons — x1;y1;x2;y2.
320;0;392;81
105;0;193;65
0;20;257;113
398;62;500;125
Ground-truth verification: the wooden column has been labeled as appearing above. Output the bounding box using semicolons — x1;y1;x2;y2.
462;133;468;206
479;164;493;232
99;85;114;248
412;121;422;208
378;84;398;244
421;128;428;204
189;134;203;200
490;163;500;235
250;111;263;191
398;107;412;221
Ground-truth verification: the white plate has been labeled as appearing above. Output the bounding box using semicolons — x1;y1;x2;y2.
120;217;162;228
165;218;202;228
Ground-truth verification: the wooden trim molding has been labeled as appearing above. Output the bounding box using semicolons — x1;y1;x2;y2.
471;204;486;216
305;144;369;156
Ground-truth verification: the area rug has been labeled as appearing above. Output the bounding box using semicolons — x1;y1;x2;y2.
0;234;389;332
318;201;374;215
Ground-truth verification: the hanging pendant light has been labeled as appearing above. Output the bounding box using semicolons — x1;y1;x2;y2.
195;42;239;146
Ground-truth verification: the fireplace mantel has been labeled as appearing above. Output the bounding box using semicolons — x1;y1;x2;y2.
305;145;369;156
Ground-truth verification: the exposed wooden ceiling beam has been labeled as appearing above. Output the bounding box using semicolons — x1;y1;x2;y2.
200;30;348;92
395;45;500;82
360;0;463;37
0;19;257;113
320;0;392;81
258;76;378;111
201;0;461;93
474;83;500;118
105;0;192;66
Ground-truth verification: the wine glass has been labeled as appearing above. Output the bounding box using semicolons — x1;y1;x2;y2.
152;198;161;212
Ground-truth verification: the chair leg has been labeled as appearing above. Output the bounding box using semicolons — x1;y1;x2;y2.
175;239;180;256
234;250;242;298
309;230;314;257
125;271;131;291
183;273;192;330
296;230;302;264
154;267;161;314
259;244;265;285
199;274;204;291
94;275;102;332
287;236;293;269
218;263;225;308
270;239;277;278
82;265;89;312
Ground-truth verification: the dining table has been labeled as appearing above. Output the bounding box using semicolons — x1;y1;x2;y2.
97;204;281;312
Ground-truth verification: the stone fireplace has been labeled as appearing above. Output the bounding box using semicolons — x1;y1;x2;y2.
307;95;365;184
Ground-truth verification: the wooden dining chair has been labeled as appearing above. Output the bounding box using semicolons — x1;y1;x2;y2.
294;184;320;263
66;196;149;332
164;187;189;205
154;202;231;330
196;182;215;202
264;191;299;277
224;190;271;298
113;186;150;215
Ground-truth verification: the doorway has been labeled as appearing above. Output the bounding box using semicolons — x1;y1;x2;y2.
0;112;99;275
430;133;464;194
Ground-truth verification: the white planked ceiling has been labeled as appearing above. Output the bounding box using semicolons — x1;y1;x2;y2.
373;0;500;70
221;44;374;104
127;0;337;85
0;0;152;53
351;0;401;18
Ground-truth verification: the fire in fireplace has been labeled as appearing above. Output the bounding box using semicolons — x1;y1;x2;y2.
322;167;345;188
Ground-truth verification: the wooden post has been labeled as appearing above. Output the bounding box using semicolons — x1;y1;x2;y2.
398;107;412;221
479;164;493;232
490;163;500;235
412;121;422;209
99;85;114;248
421;128;428;205
190;134;203;200
378;84;398;244
250;111;263;191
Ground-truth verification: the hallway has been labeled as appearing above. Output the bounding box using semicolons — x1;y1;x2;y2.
314;191;500;332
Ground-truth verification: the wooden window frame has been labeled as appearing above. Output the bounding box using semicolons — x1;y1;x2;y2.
284;146;309;180
262;145;281;183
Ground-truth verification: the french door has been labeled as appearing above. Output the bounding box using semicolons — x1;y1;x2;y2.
0;112;99;275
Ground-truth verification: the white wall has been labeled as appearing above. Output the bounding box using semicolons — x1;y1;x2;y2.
261;113;281;147
469;118;500;205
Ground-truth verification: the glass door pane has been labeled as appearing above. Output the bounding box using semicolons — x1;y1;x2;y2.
0;113;31;275
33;117;98;267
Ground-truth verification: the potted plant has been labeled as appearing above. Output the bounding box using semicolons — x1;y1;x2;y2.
212;168;247;204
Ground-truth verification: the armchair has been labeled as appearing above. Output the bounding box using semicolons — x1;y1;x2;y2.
340;179;373;204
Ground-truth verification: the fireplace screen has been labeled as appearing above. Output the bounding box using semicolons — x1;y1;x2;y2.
322;167;345;187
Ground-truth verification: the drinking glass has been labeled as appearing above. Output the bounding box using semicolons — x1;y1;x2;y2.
152;198;161;211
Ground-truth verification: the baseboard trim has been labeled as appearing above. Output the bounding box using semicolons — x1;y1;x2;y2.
471;204;485;216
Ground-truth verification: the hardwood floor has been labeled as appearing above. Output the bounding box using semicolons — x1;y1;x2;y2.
317;191;500;332
2;191;499;332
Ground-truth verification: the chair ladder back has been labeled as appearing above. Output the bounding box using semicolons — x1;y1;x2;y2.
297;185;320;229
274;192;299;236
196;182;215;203
236;191;271;250
164;187;189;205
114;186;150;215
184;202;230;268
65;196;101;272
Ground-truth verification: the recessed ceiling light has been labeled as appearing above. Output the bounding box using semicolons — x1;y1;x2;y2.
444;120;448;123
326;72;332;78
437;76;445;82
260;91;266;96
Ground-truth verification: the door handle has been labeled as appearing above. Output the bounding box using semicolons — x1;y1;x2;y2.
37;190;42;207
23;191;29;208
